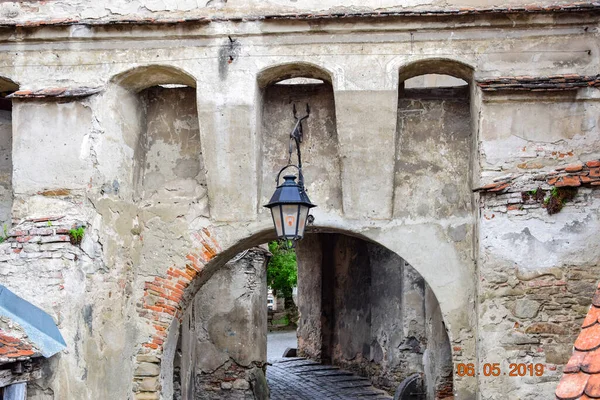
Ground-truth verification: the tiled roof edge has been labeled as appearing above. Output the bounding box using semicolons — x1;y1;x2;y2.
477;75;600;92
7;87;103;99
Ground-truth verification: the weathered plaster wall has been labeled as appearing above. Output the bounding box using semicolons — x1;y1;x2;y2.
139;87;206;202
0;10;595;400
0;109;12;228
394;85;471;220
177;249;268;400
476;91;600;399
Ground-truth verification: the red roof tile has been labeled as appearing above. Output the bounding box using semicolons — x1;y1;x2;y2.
0;329;41;363
476;159;600;194
556;371;589;400
575;324;600;352
586;374;600;398
582;308;600;329
565;351;587;373
0;3;598;29
582;349;600;374
556;289;600;399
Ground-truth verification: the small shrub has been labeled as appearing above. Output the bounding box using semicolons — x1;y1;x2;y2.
545;187;577;215
69;226;85;245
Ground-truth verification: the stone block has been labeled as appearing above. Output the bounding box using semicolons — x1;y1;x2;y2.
138;377;159;391
524;323;567;335
136;354;161;363
232;379;250;390
134;392;159;400
135;362;160;377
545;345;572;364
513;299;541;318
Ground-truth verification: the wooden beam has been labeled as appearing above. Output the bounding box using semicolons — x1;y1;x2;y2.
0;367;41;387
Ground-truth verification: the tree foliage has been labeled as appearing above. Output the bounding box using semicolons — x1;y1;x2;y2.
267;241;297;304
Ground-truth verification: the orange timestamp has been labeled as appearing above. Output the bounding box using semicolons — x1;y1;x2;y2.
455;363;545;377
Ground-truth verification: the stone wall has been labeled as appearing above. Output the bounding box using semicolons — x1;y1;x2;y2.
176;249;269;400
295;234;323;361
476;91;600;399
0;8;596;399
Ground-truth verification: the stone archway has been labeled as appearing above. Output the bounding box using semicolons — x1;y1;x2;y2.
128;58;477;400
130;219;474;400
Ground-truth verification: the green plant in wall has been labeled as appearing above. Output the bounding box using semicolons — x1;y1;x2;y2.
545;186;577;215
69;226;85;245
0;225;7;244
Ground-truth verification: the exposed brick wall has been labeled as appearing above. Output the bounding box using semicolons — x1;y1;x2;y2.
476;160;600;216
132;227;221;400
2;216;80;265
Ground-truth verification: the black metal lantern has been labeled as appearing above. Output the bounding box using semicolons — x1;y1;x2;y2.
265;173;315;241
264;105;316;243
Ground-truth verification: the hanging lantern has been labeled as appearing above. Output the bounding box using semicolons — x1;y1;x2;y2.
264;173;315;241
265;104;316;244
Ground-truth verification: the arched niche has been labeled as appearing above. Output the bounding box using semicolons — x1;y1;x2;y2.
256;63;342;216
107;65;207;207
393;59;475;220
257;62;333;89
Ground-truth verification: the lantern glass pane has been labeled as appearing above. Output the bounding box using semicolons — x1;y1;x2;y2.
270;205;284;238
281;204;300;238
297;205;310;238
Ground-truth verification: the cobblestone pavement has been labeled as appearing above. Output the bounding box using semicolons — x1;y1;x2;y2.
267;357;393;400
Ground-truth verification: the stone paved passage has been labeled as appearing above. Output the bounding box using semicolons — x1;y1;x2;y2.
267;357;393;400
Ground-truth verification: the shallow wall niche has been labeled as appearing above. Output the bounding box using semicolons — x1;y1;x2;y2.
259;70;342;213
0;78;17;228
393;68;473;219
109;66;207;208
136;86;207;203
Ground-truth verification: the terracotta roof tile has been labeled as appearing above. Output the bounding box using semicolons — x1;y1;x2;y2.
585;374;600;398
582;349;600;374
565;351;587;373
582;306;600;328
0;3;598;28
575;324;600;352
0;329;41;363
557;288;600;399
556;371;589;400
592;290;600;307
7;87;102;99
